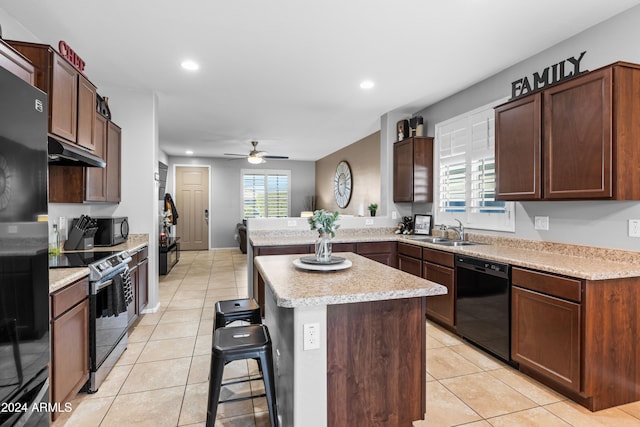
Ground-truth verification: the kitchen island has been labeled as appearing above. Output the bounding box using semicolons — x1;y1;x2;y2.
254;252;447;427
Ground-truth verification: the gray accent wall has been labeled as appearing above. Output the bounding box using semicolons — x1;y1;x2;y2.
406;5;640;251
166;157;315;248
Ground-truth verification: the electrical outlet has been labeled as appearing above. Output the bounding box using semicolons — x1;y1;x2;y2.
303;323;320;350
391;211;397;220
534;216;549;231
59;217;66;230
365;219;374;225
287;220;297;227
629;219;640;237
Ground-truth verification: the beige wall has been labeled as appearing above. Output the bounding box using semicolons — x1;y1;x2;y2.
315;131;380;215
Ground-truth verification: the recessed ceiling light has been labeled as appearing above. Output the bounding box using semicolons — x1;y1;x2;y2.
185;150;194;155
181;60;199;71
360;80;375;89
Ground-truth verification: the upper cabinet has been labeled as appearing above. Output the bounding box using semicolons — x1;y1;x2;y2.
495;62;640;201
7;41;97;151
0;39;35;84
393;136;434;203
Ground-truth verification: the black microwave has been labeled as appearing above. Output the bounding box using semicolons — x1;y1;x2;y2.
94;217;129;246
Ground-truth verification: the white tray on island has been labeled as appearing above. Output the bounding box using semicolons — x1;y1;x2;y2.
293;257;352;271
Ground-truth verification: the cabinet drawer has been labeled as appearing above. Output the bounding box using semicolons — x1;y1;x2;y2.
512;267;582;302
51;277;89;319
398;242;422;259
333;242;356;252
423;248;454;268
356;241;396;255
138;246;149;260
256;245;311;255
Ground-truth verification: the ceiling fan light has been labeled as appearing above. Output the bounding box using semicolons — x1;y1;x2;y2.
248;155;264;164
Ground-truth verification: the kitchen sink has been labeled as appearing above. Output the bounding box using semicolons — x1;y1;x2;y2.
433;240;482;246
407;236;450;243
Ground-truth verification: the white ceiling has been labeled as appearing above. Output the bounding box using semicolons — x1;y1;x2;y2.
2;0;639;161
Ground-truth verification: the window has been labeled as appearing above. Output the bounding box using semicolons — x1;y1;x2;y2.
242;169;291;218
434;99;515;232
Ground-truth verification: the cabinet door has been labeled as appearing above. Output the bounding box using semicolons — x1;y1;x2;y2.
398;254;422;277
512;286;581;392
393;137;433;203
138;258;149;313
394;138;414;202
544;68;613;199
106;121;122;202
0;41;34;84
424;261;455;327
85;114;107;202
51;298;89;415
77;75;96;150
495;94;542;200
50;53;78;142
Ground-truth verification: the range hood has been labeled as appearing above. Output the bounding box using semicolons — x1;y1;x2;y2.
47;136;105;168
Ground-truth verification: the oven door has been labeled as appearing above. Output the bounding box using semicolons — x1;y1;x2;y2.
90;270;130;372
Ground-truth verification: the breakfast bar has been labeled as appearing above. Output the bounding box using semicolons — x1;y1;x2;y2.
254;252;447;427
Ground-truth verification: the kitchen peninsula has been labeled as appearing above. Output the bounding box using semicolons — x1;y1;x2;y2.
254;252;447;427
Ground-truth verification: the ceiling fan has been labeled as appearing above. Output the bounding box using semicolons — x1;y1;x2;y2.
224;140;289;164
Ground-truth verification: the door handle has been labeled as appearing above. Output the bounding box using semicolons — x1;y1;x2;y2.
204;209;209;223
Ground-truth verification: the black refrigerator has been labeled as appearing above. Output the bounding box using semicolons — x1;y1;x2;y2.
0;66;50;426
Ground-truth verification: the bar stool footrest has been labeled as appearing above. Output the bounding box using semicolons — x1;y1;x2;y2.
219;393;267;404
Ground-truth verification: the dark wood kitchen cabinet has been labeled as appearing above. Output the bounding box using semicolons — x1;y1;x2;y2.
0;39;35;84
393;137;433;203
422;247;455;328
7;41;97;150
127;246;149;327
51;116;122;203
511;268;582;393
355;241;397;268
398;242;422;277
511;267;640;411
495;61;640;201
105;120;122;202
50;277;89;420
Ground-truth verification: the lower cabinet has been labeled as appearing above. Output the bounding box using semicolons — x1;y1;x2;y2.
356;241;397;268
398;242;422;277
50;277;89;421
423;248;455;328
128;246;149;327
511;267;582;393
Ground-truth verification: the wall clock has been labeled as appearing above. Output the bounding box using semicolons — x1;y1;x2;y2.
334;160;352;208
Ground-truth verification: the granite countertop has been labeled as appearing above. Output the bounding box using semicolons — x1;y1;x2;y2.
48;234;149;294
249;227;398;247
254;252;447;308
398;235;640;281
250;228;640;281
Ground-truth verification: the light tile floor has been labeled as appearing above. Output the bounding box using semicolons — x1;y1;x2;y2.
53;249;640;427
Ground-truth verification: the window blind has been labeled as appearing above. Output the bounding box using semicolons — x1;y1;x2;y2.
242;170;290;218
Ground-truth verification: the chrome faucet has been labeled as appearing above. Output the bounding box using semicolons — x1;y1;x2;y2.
450;218;465;241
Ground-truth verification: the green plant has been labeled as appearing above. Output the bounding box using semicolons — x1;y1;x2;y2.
308;209;340;237
368;203;378;211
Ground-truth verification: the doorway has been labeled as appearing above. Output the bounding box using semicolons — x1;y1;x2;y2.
175;166;210;250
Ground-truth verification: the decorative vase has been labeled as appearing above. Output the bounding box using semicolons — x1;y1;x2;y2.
370;210;376;217
315;233;333;262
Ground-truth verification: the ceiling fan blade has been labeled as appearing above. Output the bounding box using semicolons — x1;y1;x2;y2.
264;155;289;159
223;153;246;157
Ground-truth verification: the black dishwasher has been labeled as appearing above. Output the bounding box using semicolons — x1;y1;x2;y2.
455;255;513;365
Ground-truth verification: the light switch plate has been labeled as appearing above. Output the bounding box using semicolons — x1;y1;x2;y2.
534;216;549;230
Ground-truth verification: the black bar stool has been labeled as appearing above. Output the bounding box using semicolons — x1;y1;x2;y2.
214;298;261;330
206;324;278;427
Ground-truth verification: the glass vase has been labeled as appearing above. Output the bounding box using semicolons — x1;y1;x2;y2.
315;233;333;263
